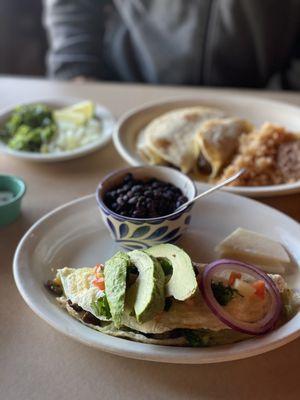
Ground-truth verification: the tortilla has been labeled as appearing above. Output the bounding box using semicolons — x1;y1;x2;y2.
59;297;250;346
59;297;186;346
193;118;253;179
122;290;226;334
57;267;110;321
138;106;226;173
54;264;297;347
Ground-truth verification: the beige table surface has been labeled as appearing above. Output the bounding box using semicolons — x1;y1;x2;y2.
1;77;300;400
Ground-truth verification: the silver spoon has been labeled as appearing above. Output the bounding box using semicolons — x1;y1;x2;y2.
176;168;246;213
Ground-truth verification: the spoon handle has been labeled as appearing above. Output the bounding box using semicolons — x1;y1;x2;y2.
176;168;245;213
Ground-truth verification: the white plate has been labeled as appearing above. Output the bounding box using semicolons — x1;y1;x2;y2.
13;188;300;364
113;94;300;197
0;98;115;162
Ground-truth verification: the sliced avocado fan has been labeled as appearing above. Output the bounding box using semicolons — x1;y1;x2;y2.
104;252;131;328
146;244;197;301
126;250;165;324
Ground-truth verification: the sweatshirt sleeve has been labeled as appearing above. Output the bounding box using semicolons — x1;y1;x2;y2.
43;0;105;79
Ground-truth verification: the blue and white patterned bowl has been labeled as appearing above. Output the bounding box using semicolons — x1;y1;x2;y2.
96;166;196;250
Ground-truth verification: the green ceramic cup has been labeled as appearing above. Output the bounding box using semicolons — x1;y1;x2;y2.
0;175;26;227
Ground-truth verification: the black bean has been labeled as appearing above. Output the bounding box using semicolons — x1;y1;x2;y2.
178;195;188;204
123;184;132;192
131;185;142;193
109;190;117;198
103;174;187;218
116;197;124;205
128;196;138;204
151;181;160;188
123;173;133;182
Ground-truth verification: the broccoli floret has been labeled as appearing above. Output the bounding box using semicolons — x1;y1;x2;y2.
8;124;56;152
5;104;53;135
3;104;56;152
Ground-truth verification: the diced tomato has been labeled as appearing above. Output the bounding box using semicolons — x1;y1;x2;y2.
252;280;266;299
229;272;241;286
92;277;105;291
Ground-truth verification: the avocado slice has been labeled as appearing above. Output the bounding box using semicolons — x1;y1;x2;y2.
127;250;165;323
146;244;197;301
104;252;131;328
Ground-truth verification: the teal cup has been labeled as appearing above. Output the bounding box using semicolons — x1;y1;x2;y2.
0;175;26;227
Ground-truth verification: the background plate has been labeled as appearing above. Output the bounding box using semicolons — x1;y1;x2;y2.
13;188;300;364
0;97;115;162
113;94;300;197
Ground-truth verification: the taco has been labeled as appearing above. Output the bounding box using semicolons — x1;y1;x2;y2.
137;106;226;173
46;244;298;347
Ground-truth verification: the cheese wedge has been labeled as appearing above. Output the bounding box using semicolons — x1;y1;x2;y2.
215;228;291;274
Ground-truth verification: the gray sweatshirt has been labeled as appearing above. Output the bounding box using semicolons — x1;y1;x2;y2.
44;0;300;88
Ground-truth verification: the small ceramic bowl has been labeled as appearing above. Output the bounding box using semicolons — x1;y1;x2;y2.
0;175;26;227
96;166;196;250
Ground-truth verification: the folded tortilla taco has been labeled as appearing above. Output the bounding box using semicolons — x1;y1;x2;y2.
193;117;253;179
137;106;226;173
46;242;299;347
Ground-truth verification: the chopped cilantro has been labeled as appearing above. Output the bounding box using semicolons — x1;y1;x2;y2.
182;328;249;347
211;281;237;306
91;295;112;319
182;329;211;347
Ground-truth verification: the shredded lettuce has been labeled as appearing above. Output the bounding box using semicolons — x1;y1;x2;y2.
91;295;112;319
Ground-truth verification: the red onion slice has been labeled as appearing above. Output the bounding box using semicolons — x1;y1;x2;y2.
199;259;283;335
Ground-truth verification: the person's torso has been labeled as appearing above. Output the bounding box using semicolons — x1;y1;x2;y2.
102;0;300;87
